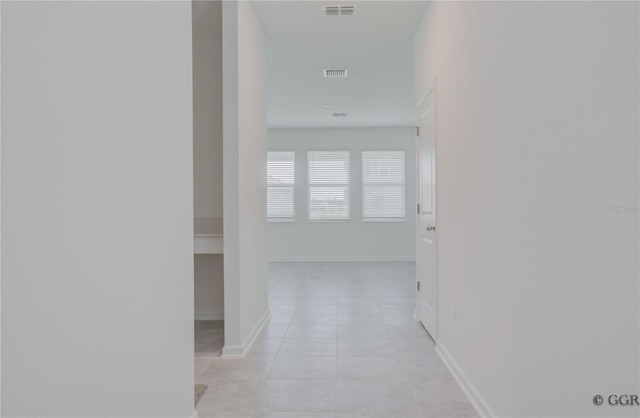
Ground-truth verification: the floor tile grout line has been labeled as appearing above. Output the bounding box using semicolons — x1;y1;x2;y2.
194;356;215;380
248;303;295;417
378;270;423;417
196;263;469;417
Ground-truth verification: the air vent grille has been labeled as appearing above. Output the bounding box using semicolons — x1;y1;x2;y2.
323;5;355;16
324;69;348;78
332;113;347;117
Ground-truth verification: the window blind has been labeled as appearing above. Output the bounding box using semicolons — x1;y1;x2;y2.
267;151;295;220
308;150;350;220
362;150;405;221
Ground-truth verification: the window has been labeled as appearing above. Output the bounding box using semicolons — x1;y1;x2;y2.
308;150;350;220
267;151;295;220
362;150;405;221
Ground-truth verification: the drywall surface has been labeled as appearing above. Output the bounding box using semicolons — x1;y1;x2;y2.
267;127;416;261
193;2;222;220
194;254;224;320
193;0;224;321
415;2;639;416
2;2;193;416
223;0;269;354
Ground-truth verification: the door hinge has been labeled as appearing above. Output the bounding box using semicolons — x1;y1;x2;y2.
417;281;421;291
417;204;420;214
415;126;420;137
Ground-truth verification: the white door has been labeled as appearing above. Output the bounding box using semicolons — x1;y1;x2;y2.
417;86;437;339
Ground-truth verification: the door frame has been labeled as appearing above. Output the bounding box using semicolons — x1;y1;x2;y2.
415;78;438;341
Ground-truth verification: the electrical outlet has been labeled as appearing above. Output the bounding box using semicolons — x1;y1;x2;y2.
452;294;457;318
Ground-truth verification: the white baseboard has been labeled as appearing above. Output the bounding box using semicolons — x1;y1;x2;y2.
189;408;199;418
194;310;224;321
268;256;416;262
221;309;271;357
436;342;496;418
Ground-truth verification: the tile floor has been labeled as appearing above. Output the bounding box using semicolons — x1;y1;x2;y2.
196;320;225;357
195;262;477;418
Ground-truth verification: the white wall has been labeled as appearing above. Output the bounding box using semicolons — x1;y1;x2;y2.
194;255;224;320
415;2;639;417
268;127;416;261
222;0;269;355
193;1;224;321
1;2;193;416
193;2;223;221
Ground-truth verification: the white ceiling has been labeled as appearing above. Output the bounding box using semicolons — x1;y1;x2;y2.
251;1;429;128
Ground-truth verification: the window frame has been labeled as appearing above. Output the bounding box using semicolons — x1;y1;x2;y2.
267;150;296;222
307;149;352;222
361;149;406;222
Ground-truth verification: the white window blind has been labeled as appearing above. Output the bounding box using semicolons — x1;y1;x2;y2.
308;151;350;220
362;150;405;221
267;151;295;220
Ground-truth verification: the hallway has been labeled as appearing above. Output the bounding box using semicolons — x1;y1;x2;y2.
194;262;477;417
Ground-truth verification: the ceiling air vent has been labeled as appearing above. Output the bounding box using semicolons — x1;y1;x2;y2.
332;113;347;117
324;69;348;78
323;5;355;16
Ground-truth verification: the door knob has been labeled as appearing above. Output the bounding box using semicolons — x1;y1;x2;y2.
426;225;436;232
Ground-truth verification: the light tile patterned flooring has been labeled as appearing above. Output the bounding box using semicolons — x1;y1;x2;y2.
195;262;477;418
